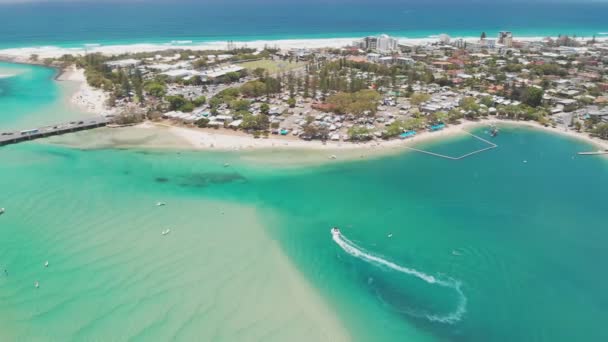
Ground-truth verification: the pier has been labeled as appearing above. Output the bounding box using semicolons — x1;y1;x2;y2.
0;116;110;147
404;131;498;160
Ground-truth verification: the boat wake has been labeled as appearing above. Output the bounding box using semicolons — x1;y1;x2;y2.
332;230;467;324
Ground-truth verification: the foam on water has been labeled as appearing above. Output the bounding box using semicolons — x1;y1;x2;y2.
332;230;467;324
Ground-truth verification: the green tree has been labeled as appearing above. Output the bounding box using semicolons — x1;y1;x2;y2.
480;96;494;107
592;123;608;139
120;71;132;98
384;120;406;138
144;82;167;98
326;90;381;116
165;95;188;111
180;102;195;112
240;80;267;97
410;92;431;106
224;72;241;83
192;96;207;107
252;67;266;79
347;126;373;141
195;117;210;128
260;103;270;114
303;74;310;98
460;97;481;114
230;99;251;112
241;113;269;131
523;87;544;108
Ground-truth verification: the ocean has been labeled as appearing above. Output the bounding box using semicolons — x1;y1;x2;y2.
0;1;607;49
0;62;86;131
2;6;608;340
1;125;608;341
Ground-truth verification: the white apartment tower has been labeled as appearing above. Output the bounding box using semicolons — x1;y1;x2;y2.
498;31;513;48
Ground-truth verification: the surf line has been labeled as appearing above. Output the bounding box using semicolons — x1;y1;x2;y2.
332;230;467;324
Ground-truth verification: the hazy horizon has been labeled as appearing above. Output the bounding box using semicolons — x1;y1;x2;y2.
1;0;606;4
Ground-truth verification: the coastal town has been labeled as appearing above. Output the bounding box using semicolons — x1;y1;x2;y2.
6;32;608;149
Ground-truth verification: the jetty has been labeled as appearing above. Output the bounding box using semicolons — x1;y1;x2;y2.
0;116;110;147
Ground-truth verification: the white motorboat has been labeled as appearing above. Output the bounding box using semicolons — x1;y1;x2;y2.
44;261;49;268
331;227;341;237
0;208;5;215
161;229;171;236
156;202;166;207
34;281;39;289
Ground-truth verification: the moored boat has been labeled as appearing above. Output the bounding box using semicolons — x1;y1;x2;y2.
577;150;608;155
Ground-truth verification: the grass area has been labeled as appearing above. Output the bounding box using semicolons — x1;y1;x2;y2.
239;59;305;74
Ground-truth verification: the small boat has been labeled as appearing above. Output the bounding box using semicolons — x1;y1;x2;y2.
161;229;171;236
44;261;49;268
577;150;608;156
329;155;337;160
387;233;393;238
34;281;39;289
156;202;166;207
452;250;462;256
223;163;230;167
523;160;528;164
331;227;341;237
0;208;4;215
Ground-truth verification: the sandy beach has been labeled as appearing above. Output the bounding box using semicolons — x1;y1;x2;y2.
2;36;606;61
164;121;483;152
56;65;113;116
47;118;607;168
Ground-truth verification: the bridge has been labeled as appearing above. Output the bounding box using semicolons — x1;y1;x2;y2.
0;116;110;147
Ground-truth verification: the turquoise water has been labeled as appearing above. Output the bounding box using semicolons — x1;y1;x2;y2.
1;0;607;336
1;127;608;340
252;129;608;341
0;2;607;49
0;62;86;131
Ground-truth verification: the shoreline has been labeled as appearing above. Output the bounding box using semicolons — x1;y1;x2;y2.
47;118;607;168
2;50;606;159
55;65;114;117
1;35;607;60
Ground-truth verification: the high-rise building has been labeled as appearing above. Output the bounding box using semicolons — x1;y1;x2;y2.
355;34;398;52
376;34;398;52
498;31;513;48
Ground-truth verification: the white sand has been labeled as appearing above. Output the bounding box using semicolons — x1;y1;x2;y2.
57;66;114;116
151;119;608;157
165;121;482;150
2;36;605;60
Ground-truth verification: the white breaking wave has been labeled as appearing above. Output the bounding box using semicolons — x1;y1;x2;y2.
170;40;194;45
332;230;467;324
